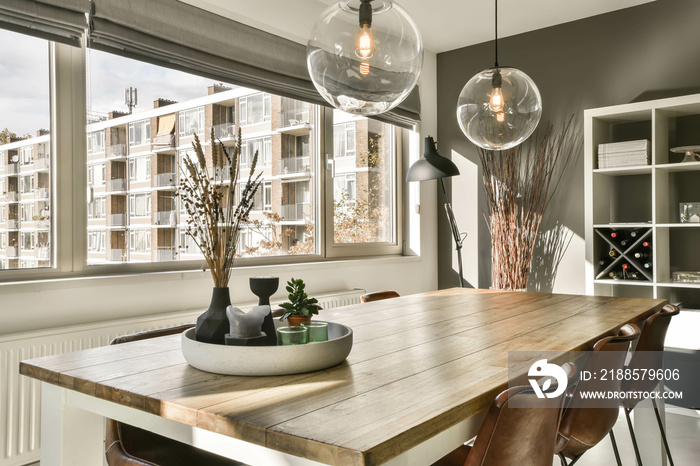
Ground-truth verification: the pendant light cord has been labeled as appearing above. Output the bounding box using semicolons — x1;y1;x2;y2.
494;0;499;67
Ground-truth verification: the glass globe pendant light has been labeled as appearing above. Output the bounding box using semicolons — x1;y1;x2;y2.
457;0;542;150
307;0;424;115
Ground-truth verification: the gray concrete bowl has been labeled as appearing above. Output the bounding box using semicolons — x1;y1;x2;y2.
181;322;353;376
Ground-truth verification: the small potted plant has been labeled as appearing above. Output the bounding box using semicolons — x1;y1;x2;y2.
279;278;319;326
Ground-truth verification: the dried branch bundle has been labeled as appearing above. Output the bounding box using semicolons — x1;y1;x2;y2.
178;127;262;287
479;116;575;290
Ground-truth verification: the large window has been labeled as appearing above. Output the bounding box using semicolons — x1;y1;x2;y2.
1;32;403;277
179;106;205;137
129;119;151;146
239;93;271;125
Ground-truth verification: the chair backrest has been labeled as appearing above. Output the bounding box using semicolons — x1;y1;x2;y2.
465;363;575;466
622;304;680;405
360;291;400;303
555;323;641;459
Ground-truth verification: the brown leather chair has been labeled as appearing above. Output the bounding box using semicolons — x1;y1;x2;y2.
555;323;641;466
433;363;576;466
105;325;245;466
360;290;400;303
620;304;680;466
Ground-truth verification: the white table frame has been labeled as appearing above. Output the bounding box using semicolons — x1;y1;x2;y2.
40;383;486;466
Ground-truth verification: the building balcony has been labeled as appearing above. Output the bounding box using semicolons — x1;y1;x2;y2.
4;191;18;202
34;157;50;170
153;172;177;189
209;166;231;182
154;210;177;226
107;144;127;160
279;203;311;221
36;246;50;261
277;110;311;136
5;163;18;174
213;123;237;142
156;247;176;261
108;213;127;227
106;178;127;193
5;246;18;257
109;248;127;262
152;134;176;153
280;156;311;175
36;187;49;199
35;218;50;229
6;219;19;230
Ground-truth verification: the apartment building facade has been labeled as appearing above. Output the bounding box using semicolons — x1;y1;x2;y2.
0;85;383;269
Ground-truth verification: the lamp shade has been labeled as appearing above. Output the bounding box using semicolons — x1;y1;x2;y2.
307;0;423;115
406;136;460;182
457;66;542;151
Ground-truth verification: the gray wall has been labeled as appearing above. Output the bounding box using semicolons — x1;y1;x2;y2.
436;0;700;292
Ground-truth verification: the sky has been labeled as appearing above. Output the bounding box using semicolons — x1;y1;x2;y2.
0;29;234;136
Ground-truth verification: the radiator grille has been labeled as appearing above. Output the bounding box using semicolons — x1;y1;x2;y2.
0;289;363;466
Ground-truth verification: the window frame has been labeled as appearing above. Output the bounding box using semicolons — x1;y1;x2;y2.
0;39;406;283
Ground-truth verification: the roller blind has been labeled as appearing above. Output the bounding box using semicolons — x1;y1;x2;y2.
89;0;420;129
0;0;89;46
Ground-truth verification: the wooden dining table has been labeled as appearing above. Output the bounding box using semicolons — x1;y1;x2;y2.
20;288;666;466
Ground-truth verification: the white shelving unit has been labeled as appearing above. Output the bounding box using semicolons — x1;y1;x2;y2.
585;93;700;307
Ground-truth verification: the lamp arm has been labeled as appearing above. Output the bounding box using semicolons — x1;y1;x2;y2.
440;178;466;287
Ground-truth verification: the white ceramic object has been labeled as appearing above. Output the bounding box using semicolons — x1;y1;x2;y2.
181;322;353;376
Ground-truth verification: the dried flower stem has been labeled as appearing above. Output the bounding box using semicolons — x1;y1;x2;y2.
178;127;262;287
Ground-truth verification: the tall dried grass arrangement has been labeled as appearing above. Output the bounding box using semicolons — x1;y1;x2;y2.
178;127;262;287
479;117;575;290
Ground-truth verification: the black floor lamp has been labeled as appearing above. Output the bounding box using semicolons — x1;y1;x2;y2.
406;136;467;287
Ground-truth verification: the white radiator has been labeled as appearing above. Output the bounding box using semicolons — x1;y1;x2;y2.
0;288;364;466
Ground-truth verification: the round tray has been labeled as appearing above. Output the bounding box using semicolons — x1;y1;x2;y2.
181;322;353;376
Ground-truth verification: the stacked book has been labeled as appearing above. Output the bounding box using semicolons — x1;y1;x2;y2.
597;140;650;168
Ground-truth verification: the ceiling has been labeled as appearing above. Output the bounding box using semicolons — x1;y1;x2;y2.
182;0;655;53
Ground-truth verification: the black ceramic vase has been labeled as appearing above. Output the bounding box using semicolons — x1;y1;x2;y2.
195;287;231;344
249;276;279;346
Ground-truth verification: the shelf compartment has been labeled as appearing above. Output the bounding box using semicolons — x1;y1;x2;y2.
656;286;700;309
592;173;652;224
594;228;652;281
655;227;700;284
657;170;700;223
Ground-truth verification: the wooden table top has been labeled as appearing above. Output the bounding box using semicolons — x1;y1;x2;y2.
20;288;666;465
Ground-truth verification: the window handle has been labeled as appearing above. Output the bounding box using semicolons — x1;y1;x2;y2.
325;154;335;178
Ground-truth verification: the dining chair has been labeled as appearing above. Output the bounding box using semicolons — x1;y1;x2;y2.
360;290;400;303
555;323;641;466
105;324;245;466
433;363;576;466
620;304;680;466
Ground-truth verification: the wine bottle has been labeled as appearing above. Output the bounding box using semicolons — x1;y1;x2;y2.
610;230;627;240
620;239;630;248
629;229;644;238
609;271;622;279
643;262;652;269
634;252;651;260
642;241;651;248
598;257;612;267
627;271;642;280
621;263;630;270
609;249;619;257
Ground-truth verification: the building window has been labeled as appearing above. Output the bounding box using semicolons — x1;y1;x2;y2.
90;163;106;186
130;229;151;253
20;146;34;166
128;119;151;146
239;93;271;125
20;204;35;222
129;156;151;182
88;231;105;252
129;193;151;217
241;136;271;168
87;130;105;154
179;106;205;137
20;175;34;194
334;122;356;159
88;197;106;219
20;232;34;250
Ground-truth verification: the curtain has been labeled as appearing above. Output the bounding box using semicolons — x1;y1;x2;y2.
0;0;89;46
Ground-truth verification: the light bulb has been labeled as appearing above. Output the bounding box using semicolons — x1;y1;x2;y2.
496;111;505;123
489;86;504;112
357;24;374;59
359;62;370;76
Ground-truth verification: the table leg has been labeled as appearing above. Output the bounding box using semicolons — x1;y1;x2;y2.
40;383;104;466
